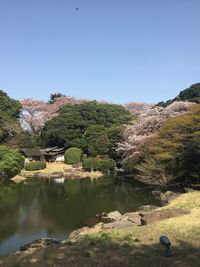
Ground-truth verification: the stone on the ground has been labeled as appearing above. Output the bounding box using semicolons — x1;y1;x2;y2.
121;212;142;225
139;205;158;212
140;208;190;225
99;211;122;223
69;227;91;240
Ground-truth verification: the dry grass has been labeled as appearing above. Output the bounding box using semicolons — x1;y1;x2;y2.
1;191;200;267
21;162;103;179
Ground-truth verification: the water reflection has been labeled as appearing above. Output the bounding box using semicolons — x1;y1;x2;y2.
0;177;159;256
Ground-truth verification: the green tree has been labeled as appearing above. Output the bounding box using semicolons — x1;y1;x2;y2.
48;92;66;104
41;101;133;155
84;125;110;156
0;90;21;118
135;104;200;187
0;146;24;179
0;90;22;145
157;83;200;107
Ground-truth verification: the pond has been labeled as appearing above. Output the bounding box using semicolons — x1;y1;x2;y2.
0;176;160;256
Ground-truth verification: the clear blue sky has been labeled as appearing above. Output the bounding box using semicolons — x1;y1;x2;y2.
0;0;200;104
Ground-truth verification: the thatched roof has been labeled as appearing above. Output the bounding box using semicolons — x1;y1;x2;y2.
41;147;65;156
20;148;43;157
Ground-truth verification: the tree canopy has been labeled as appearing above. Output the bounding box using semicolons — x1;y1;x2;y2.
157;83;200;107
0;146;24;179
134;104;200;187
0;90;21;118
41;101;133;157
0;90;22;145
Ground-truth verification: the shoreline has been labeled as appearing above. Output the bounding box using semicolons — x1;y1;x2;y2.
11;162;103;182
0;190;200;266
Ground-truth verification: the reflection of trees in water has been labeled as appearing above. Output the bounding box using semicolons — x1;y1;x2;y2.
0;183;22;244
0;177;159;248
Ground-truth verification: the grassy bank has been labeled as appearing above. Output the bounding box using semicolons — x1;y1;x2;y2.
17;162;103;180
0;192;200;267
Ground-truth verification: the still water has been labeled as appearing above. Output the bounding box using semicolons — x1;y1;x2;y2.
0;176;159;256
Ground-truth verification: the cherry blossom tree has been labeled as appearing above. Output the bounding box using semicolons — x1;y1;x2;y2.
125;102;153;116
117;101;196;168
20;99;48;133
20;96;87;132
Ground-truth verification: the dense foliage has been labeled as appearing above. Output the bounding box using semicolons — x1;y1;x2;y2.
0;146;24;179
64;147;83;164
134;104;200;187
117;101;194;171
157;83;200;107
83;125;110;156
20;95;86;133
24;161;46;171
83;157;116;173
0;90;22;145
0;90;21;119
42;101;133;158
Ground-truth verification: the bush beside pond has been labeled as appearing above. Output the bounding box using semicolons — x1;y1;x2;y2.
0;145;24;179
24;161;46;171
83;157;116;173
65;147;83;164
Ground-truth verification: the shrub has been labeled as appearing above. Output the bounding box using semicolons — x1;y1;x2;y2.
82;158;99;171
65;147;83;164
82;153;87;161
0;146;24;179
83;157;116;173
97;158;116;173
24;161;46;171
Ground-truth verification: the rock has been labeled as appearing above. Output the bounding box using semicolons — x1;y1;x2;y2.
20;238;60;252
139;205;158;212
100;211;122;223
184;187;195;193
140;208;190;225
121;212;142;226
69;227;91;240
101;220;136;229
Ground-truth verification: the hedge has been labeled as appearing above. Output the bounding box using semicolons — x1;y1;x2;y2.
82;157;99;171
83;157;116;173
97;158;116;173
65;147;83;164
24;161;46;171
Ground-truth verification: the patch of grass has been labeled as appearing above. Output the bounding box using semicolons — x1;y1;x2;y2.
63;240;73;246
82;251;91;257
89;240;96;246
123;235;132;242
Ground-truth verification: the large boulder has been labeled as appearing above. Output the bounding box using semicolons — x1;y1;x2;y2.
140;208;190;225
69;227;91;240
121;212;142;226
97;211;122;223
